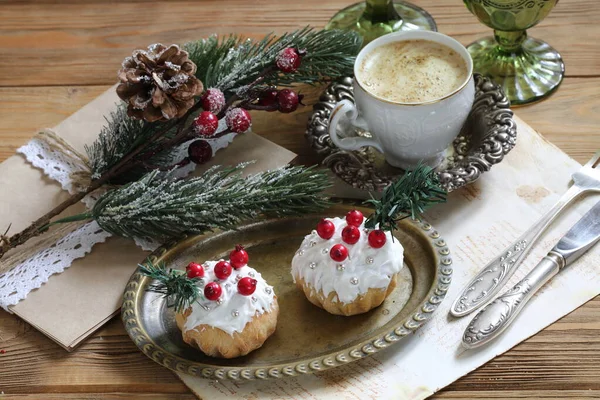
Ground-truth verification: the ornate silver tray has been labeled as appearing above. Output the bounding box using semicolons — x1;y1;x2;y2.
122;203;452;380
306;74;517;192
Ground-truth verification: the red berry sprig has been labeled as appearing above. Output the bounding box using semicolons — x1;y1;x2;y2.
277;89;302;114
187;140;212;164
368;230;387;248
330;244;348;262
276;47;304;73
186;262;205;279
346;210;364;227
201;88;226;114
316;219;335;240
237;277;257;296
230;245;249;269
204;282;222;301
192;111;219;137
258;89;279;112
341;225;360;245
225;107;251;133
214;260;233;280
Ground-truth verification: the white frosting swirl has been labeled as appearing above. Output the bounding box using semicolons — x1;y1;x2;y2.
291;217;404;304
183;261;275;336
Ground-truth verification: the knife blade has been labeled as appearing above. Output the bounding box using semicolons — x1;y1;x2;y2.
462;199;600;349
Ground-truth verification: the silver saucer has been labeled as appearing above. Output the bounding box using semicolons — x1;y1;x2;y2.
306;74;517;192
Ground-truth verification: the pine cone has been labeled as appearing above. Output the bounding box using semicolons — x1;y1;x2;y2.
117;44;204;122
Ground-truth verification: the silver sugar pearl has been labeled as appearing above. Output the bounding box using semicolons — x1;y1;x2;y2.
297;250;304;256
216;298;223;305
265;287;272;294
366;256;374;264
310;241;317;247
225;283;231;289
336;264;345;271
235;275;242;282
311;230;317;235
350;277;359;285
251;296;257;302
248;271;255;277
232;310;239;317
309;262;317;269
201;304;211;311
322;248;329;254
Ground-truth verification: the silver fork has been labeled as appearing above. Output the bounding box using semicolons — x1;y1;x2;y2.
450;150;600;317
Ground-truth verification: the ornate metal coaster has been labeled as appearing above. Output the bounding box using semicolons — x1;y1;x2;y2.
306;74;517;192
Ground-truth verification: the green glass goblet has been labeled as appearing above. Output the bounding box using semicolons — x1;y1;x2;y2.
326;0;437;45
464;0;564;105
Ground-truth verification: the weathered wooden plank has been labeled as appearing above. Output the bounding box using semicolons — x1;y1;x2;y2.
0;0;598;87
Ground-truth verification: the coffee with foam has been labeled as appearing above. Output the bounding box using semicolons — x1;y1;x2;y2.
358;39;468;104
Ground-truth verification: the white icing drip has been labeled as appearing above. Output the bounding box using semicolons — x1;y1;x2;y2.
291;217;403;304
183;261;275;336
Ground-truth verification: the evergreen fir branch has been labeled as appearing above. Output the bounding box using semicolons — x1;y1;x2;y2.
139;259;200;313
364;164;447;233
88;164;331;241
84;104;178;180
185;27;362;92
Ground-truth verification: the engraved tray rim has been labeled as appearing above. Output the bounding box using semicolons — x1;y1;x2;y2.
306;74;517;192
121;202;453;381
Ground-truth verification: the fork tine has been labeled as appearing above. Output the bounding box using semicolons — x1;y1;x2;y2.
584;150;600;169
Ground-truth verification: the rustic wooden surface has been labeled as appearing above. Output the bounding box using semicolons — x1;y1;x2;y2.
0;0;599;398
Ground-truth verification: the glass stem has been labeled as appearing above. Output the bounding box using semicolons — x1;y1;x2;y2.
363;0;402;24
493;29;527;53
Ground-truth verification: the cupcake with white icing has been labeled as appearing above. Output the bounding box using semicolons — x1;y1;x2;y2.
291;210;403;316
175;246;278;358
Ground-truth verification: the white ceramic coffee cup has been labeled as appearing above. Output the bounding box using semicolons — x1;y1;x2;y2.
328;30;475;169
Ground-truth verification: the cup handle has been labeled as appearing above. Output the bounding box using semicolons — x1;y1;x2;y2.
328;100;384;153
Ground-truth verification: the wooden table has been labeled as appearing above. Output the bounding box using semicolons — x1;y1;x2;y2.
0;0;598;398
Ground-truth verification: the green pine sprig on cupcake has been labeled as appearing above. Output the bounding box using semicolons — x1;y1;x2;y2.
364;164;447;233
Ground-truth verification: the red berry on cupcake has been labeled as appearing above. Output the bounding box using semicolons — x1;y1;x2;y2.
341;225;360;245
316;219;335;240
330;244;348;262
186;262;205;279
237;277;257;296
214;260;232;280
368;230;387;248
204;282;222;301
230;245;249;269
345;210;364;227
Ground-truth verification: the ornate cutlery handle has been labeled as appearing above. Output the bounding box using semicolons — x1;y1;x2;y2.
450;185;581;317
462;252;563;348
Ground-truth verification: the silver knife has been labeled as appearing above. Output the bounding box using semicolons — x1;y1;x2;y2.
462;200;600;349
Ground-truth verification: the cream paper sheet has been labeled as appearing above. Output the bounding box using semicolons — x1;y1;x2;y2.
178;116;600;399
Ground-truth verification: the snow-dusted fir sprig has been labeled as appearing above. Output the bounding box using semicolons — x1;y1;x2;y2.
186;27;362;92
50;164;331;242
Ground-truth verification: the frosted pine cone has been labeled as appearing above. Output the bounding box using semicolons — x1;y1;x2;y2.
117;43;204;122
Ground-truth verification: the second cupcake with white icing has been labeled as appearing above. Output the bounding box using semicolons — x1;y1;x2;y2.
291;209;404;316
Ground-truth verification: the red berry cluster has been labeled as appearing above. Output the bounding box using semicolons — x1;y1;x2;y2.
275;47;305;74
187;140;213;165
225;107;252;133
314;210;388;263
186;245;257;302
258;88;304;114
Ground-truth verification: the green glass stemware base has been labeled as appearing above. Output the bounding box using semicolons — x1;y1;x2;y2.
325;1;437;45
468;36;565;106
